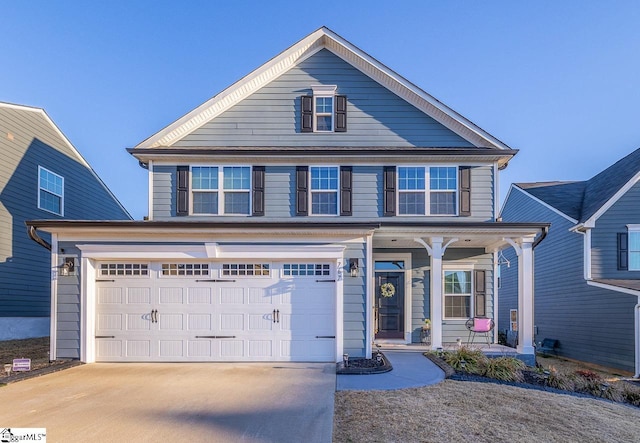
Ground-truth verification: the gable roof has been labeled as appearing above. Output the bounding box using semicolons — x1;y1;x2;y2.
513;146;640;225
0;101;131;218
133;27;512;151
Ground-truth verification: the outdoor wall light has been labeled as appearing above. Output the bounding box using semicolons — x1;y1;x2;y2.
343;353;349;367
349;258;359;277
60;257;76;276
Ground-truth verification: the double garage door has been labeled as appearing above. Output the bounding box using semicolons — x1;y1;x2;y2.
95;261;336;362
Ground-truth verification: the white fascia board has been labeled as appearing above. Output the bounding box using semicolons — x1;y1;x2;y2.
586;173;640;226
508;185;578;224
587;280;640;297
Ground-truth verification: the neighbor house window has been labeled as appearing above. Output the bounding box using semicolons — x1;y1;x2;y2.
310;166;338;215
510;309;518;331
398;166;457;215
444;270;471;319
191;166;250;215
38;166;64;216
629;230;640;270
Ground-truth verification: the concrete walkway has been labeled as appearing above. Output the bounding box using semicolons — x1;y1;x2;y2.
336;350;445;391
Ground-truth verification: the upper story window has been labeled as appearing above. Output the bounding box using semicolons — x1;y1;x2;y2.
628;226;640;270
301;85;347;133
310;166;338;215
191;166;250;215
398;166;457;215
38;166;64;216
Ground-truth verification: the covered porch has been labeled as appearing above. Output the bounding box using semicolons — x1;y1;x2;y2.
366;222;548;363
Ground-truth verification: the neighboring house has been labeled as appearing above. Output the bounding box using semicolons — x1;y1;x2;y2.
0;102;131;340
500;147;640;375
27;27;546;364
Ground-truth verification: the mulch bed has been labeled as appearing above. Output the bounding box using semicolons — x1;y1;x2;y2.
336;351;392;375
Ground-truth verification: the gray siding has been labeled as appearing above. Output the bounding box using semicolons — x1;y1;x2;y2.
343;242;367;357
174;49;474;148
152;164;494;222
56;244;81;359
0;106;130;318
501;187;636;372
592;181;640;279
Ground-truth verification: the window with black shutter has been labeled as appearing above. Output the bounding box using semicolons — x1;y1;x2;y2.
300;85;347;133
340;166;352;216
618;232;629;270
176;166;189;216
296;166;308;216
252;166;265;216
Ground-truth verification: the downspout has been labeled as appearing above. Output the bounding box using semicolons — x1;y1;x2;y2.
532;225;549;250
27;225;52;251
636;303;640;378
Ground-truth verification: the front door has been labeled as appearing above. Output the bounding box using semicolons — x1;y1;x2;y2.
375;272;404;339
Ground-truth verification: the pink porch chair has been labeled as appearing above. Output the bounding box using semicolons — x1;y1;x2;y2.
465;317;495;347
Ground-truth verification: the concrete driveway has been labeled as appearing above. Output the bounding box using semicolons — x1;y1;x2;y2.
0;362;335;443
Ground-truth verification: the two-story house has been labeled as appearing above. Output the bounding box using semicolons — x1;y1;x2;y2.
27;28;546;364
500;147;640;375
0;101;130;340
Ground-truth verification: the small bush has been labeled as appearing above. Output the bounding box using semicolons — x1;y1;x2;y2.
622;385;640;406
442;347;487;374
481;357;526;382
545;366;576;391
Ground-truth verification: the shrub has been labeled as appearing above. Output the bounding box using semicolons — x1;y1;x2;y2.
442;347;487;374
481;357;526;382
622;385;640;407
545;366;576;391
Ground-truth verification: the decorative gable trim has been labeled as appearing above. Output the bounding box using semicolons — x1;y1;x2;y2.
134;28;512;151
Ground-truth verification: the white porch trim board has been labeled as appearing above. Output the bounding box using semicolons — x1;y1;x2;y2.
50;234;58;360
365;233;374;358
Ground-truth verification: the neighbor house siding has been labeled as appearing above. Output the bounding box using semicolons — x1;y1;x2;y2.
0;106;129;319
173;49;474;148
501;187;636;372
591;181;640;279
343;242;367;357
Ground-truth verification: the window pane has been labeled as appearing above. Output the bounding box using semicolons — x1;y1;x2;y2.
430;192;456;215
192;167;218;190
444;271;471;294
40;190;61;214
40;169;63;196
311;192;337;215
311;167;338;190
398;167;425;190
445;295;470;318
223;167;250;190
629;232;640;250
193;192;218;214
316;115;332;131
315;97;333;113
430;167;457;190
399;192;425;215
224;192;250;214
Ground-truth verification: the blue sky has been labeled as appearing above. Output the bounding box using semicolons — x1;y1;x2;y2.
3;1;640;220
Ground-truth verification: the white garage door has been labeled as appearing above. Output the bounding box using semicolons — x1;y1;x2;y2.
94;261;336;362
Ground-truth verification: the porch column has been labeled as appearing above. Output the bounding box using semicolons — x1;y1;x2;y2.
415;236;457;350
506;237;535;355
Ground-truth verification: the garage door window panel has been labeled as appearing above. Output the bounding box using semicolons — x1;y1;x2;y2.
283;263;331;277
100;263;149;277
161;263;209;276
222;263;270;276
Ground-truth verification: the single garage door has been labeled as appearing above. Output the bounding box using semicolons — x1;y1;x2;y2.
95;261;336;362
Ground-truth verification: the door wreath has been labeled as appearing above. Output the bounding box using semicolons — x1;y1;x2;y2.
380;282;395;298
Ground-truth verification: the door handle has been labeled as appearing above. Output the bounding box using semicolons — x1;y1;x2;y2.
151;309;158;323
273;309;276;323
276;309;280;323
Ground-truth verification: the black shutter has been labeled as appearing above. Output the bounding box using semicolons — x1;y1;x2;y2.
383;166;396;216
335;95;347;132
474;270;486;317
459;166;471;217
296;166;308;216
301;96;313;132
176;166;189;216
618;232;629;270
252;166;265;216
340;166;352;216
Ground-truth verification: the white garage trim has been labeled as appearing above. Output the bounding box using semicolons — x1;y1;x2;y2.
78;243;346;260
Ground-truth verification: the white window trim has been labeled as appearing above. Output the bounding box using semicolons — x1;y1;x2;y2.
311;84;337;133
397;165;459;217
628;225;640;271
189;165;252;216
309;165;340;216
442;264;474;320
38;166;64;216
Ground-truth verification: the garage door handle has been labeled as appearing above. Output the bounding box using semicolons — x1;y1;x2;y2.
276;309;280;323
196;279;237;283
315;336;335;339
273;309;276;323
95;335;115;339
151;309;158;323
316;279;336;282
96;279;115;282
195;335;237;339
